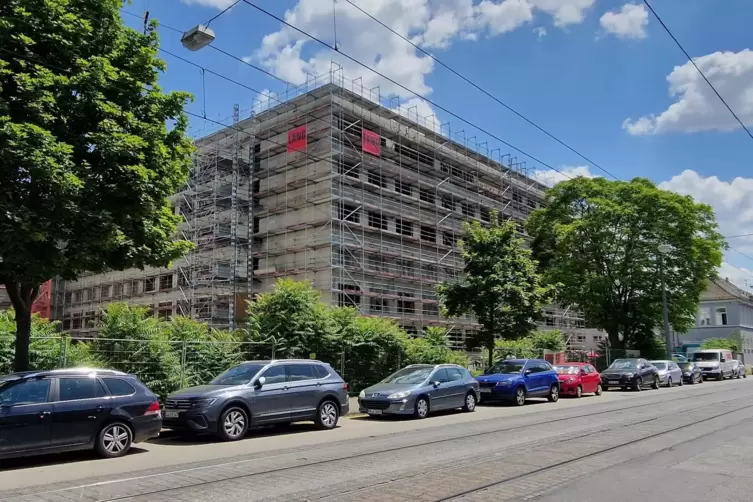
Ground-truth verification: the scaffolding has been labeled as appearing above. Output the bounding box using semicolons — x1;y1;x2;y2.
53;67;589;348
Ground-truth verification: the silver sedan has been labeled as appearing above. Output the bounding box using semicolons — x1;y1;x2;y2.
650;360;683;387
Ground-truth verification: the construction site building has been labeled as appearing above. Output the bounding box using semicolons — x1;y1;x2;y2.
52;73;590;350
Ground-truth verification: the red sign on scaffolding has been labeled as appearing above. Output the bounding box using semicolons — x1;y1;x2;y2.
31;280;52;319
362;129;381;156
287;125;307;152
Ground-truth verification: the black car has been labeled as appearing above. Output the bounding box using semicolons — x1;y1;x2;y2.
600;358;661;391
0;368;162;460
678;362;703;384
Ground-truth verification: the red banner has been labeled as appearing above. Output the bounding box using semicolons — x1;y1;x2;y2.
31;280;52;319
362;129;381;156
287;125;307;152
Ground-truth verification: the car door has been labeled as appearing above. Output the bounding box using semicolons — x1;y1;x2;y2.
445;368;467;407
580;366;594;393
428;369;453;409
252;365;291;424
669;362;682;383
638;360;654;384
523;362;544;395
286;363;323;421
51;376;112;447
0;378;53;455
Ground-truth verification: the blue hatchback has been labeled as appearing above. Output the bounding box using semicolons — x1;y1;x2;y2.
475;359;560;406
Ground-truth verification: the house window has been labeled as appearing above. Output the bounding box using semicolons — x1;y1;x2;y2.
397;292;415;315
423;303;439;317
698;307;711;326
337;284;361;308
396;219;413;237
443;232;457;247
368;211;387;230
420;225;436;243
370;296;386;313
461;202;475;217
715;307;728;326
337;203;360;223
480;207;491;223
367;171;387;188
419;188;435;204
441;196;455;211
395;180;413;196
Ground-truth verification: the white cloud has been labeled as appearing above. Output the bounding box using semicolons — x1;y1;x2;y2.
181;0;237;8
250;0;597;123
659;169;753;290
599;3;648;39
623;49;753;135
533;26;547;38
536;165;597;186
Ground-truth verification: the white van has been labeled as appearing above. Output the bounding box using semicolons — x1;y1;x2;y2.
691;349;735;380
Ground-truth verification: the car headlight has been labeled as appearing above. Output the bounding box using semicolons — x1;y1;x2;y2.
496;381;511;386
683;372;691;376
359;390;365;398
193;398;217;408
387;390;411;400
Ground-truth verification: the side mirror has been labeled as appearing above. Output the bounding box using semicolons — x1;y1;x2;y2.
721;358;726;363
524;369;532;375
254;376;266;389
432;381;441;388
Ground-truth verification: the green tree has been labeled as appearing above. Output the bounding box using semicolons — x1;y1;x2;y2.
437;212;554;367
0;0;194;371
701;336;740;353
529;330;566;353
403;327;469;368
526;177;724;352
246;279;335;359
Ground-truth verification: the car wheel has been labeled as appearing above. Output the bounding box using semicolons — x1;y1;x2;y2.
547;384;559;402
633;377;643;391
513;386;526;406
575;385;582;398
462;392;477;412
315;400;339;430
218;406;249;441
595;384;603;396
678;376;683;386
744;371;747;379
651;375;660;389
414;397;430;419
666;377;672;388
96;422;132;459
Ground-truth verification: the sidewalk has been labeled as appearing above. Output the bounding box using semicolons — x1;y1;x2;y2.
346;396;360;415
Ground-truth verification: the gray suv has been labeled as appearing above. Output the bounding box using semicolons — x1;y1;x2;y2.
358;364;480;419
162;360;350;441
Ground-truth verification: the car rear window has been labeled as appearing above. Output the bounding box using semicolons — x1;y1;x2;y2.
102;377;136;396
313;365;330;379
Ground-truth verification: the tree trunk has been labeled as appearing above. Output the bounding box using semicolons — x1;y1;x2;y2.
487;338;494;368
605;329;624;352
2;280;40;373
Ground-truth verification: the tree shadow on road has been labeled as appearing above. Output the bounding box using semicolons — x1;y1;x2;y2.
149;422;333;446
0;446;148;471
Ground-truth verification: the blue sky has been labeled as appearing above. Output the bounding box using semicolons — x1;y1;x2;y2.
127;0;753;287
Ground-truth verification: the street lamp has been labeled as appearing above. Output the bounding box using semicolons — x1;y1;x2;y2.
181;25;216;51
658;244;673;359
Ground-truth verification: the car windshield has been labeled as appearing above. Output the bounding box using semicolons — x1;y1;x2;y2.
692;352;719;361
609;360;638;370
381;367;433;384
486;361;525;374
652;362;667;370
210;364;265;385
678;362;692;370
554;365;580;375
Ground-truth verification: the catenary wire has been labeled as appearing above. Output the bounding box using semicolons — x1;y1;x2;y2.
238;0;573;178
342;0;619;181
204;0;242;26
643;0;753;141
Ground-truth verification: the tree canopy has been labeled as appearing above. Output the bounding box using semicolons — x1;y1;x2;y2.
437;212;554;366
0;0;193;370
526;177;725;352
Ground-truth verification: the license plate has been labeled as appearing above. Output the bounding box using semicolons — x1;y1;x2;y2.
164;410;179;419
367;409;382;415
609;380;620;385
480;388;492;393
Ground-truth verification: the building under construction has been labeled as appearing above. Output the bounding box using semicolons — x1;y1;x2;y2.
52;72;593;350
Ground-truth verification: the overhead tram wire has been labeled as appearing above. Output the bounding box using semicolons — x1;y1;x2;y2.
643;0;753;142
237;0;573;178
204;0;242;26
120;9;573;181
342;0;619;181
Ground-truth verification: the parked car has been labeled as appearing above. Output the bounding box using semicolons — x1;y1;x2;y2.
600;358;661;391
358;364;479;419
475;359;560;406
672;354;688;363
691;349;735;380
553;363;602;398
731;359;747;379
677;362;703;384
162;360;349;441
0;368;161;460
650;360;683;387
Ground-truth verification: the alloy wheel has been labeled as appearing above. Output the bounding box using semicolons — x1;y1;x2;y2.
224;410;246;439
465;393;476;412
103;425;130;454
515;388;526;406
320;402;338;428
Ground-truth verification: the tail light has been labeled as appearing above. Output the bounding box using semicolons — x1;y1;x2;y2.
343;383;349;391
145;401;161;416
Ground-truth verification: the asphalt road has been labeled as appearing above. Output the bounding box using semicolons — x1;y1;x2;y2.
1;378;753;501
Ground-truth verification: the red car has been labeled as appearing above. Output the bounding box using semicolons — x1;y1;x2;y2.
554;363;603;398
